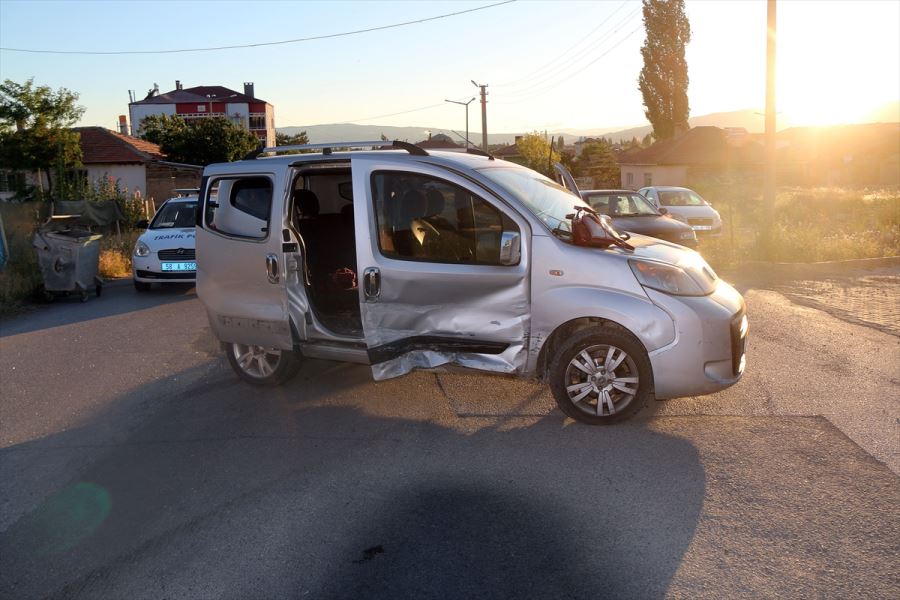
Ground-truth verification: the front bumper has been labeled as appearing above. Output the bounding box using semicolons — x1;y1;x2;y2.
644;279;747;399
132;255;196;283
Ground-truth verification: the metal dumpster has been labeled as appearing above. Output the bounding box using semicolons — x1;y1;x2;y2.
33;216;104;302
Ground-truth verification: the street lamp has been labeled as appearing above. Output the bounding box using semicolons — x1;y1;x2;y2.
445;97;476;148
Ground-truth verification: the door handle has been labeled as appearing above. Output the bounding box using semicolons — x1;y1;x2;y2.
266;253;279;284
363;267;380;301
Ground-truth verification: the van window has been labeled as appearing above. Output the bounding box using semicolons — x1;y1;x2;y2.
371;171;518;265
203;176;272;239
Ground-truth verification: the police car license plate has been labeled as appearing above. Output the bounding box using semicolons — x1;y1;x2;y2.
161;261;196;272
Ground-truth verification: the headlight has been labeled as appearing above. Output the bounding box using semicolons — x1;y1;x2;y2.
629;259;712;296
134;240;150;257
680;231;697;240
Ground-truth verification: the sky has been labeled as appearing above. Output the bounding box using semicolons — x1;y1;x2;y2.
1;0;898;134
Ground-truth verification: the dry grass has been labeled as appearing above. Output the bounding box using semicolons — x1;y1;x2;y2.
1;202;48;313
693;185;900;270
98;231;140;279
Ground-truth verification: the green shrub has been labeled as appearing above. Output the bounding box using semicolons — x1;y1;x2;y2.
694;185;899;270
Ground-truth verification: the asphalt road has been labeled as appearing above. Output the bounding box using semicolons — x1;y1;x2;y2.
1;280;898;599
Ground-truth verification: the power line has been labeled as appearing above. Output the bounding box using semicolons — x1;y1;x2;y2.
497;6;642;98
341;95;474;124
0;1;516;55
494;25;643;105
494;0;631;88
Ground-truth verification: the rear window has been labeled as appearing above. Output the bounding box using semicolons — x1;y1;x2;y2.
658;190;706;207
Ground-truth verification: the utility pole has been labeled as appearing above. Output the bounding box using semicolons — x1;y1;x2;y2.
763;0;777;255
445;97;476;148
472;80;489;151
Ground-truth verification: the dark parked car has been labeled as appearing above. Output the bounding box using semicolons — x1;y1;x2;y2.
580;189;698;248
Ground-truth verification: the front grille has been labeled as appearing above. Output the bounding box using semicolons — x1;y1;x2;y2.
730;309;747;376
158;248;195;260
688;218;713;227
136;270;196;280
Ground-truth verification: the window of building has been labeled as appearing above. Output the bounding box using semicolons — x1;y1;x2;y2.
626;172;634;186
197;105;206;112
249;114;266;130
643;172;653;186
371;171;518;265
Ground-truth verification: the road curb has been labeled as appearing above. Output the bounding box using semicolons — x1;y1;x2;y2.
723;256;899;283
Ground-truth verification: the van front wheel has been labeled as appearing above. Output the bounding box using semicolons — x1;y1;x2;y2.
549;326;651;425
226;343;301;386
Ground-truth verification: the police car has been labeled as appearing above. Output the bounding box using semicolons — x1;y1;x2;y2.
132;189;198;291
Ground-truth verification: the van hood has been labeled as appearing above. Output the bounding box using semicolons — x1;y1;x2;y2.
607;232;702;266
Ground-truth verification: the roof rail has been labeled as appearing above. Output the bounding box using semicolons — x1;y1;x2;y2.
245;140;429;159
465;147;495;160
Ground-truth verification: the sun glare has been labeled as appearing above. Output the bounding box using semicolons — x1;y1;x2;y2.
775;0;899;127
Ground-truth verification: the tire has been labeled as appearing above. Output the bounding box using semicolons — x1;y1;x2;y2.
134;280;152;292
225;342;302;386
548;325;652;425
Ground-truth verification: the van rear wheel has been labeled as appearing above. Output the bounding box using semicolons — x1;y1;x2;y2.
549;326;651;425
226;342;302;386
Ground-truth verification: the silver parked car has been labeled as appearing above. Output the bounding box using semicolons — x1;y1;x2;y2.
196;141;747;425
638;186;723;236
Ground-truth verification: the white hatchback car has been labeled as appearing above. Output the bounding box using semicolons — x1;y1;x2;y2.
132;190;198;291
638;186;723;236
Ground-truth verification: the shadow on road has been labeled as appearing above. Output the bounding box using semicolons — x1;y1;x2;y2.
0;361;706;599
0;283;196;338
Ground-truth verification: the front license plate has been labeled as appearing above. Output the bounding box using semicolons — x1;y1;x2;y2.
692;225;713;231
161;261;196;272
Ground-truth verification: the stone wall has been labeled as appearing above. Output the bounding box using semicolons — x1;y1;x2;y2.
145;162;202;203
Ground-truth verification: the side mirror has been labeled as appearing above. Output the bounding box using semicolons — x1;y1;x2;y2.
658;207;668;215
499;231;521;265
136;219;149;229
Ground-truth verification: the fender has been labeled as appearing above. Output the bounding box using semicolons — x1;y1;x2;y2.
527;285;676;374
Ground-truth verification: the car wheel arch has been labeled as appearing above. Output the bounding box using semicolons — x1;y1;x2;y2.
535;317;654;394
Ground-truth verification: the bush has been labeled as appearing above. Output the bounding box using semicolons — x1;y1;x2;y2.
98;230;140;279
693;184;899;270
0;202;48;313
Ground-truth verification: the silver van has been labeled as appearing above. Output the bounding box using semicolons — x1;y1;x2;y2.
196;141;747;425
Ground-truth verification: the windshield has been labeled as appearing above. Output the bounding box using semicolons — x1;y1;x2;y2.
150;200;197;229
658;190;707;207
583;192;658;217
477;166;589;235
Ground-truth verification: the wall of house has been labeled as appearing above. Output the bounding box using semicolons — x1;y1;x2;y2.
620;165;688;189
145;163;202;203
85;164;147;196
129;104;176;136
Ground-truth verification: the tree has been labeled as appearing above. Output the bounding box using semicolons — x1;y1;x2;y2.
557;136;565;150
138;114;260;165
641;133;653;147
516;132;559;176
578;140;620;188
0;78;85;198
276;130;309;146
638;0;691;141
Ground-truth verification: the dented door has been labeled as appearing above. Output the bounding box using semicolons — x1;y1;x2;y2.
351;156;531;380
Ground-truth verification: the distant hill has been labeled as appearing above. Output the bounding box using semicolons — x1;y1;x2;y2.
596;109;794;142
278;124;522;146
278;109;793;146
867;101;900;123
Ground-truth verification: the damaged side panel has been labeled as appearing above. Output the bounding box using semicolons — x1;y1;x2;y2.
351;156;532;380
